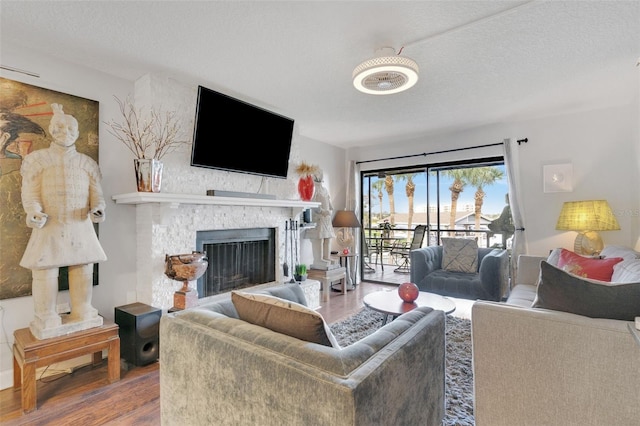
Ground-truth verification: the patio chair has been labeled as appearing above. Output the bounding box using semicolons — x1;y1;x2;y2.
366;235;397;271
362;230;375;273
390;225;428;273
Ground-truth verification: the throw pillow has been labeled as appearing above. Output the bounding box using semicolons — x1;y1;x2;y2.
611;259;640;283
532;261;640;321
231;291;340;348
557;248;623;281
546;248;562;267
441;238;478;273
600;245;640;261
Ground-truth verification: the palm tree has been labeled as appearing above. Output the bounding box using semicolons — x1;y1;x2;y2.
384;174;396;226
395;173;419;231
468;167;505;235
443;169;470;233
405;174;417;231
371;179;385;225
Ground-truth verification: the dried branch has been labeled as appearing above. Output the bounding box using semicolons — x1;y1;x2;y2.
103;95;189;160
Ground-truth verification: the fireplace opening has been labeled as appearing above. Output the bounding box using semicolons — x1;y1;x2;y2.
196;228;276;297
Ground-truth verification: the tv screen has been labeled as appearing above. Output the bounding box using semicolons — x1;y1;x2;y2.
191;85;294;179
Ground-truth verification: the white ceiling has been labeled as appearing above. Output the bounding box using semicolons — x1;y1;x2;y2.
1;1;638;149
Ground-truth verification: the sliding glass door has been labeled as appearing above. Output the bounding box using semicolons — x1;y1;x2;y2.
360;157;510;285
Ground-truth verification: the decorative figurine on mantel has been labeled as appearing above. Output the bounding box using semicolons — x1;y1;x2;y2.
20;103;107;340
307;168;338;270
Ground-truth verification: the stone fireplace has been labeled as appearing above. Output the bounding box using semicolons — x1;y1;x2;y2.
112;192;318;310
196;227;276;297
108;74;322;311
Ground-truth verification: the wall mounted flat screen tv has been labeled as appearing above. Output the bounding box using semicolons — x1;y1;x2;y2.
191;85;294;179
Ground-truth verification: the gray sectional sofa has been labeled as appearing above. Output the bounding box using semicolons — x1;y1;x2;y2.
159;284;446;425
472;247;640;426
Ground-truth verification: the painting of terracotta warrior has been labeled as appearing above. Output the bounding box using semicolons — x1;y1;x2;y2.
0;77;99;300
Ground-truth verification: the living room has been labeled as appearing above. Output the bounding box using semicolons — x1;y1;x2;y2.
0;1;639;423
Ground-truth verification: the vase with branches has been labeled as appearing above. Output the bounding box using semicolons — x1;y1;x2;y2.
104;95;189;192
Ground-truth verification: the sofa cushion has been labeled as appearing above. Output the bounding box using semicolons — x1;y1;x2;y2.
532;261;640;321
611;259;640;283
231;291;340;348
600;245;640;261
557;248;623;281
441;238;478;273
506;284;538;307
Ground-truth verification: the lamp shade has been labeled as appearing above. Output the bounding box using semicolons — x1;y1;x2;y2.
556;200;620;255
555;200;620;231
332;210;361;228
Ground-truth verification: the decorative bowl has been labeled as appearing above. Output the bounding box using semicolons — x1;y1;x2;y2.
164;252;208;283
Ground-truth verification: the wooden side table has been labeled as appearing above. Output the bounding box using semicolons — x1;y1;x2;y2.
333;253;358;290
13;322;120;413
308;267;347;300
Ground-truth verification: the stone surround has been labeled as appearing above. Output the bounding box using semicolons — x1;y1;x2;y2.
121;73;315;310
113;193;318;310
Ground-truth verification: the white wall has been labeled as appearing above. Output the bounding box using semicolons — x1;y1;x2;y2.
0;46;345;389
349;98;640;257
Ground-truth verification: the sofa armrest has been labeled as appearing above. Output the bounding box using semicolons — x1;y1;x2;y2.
410;246;442;283
478;249;509;300
472;301;640;426
515;255;546;286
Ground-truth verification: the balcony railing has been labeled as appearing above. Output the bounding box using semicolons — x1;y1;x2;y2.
363;227;505;250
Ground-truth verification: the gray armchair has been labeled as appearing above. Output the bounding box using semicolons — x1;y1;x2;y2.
410;246;509;301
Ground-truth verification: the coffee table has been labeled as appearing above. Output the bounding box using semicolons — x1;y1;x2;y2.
363;290;456;324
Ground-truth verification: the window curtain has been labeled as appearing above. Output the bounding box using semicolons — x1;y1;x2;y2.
503;138;528;290
346;160;361;282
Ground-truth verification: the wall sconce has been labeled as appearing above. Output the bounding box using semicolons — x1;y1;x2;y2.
332;210;361;253
555;200;620;255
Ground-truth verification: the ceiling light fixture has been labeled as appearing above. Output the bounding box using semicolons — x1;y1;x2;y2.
352;47;419;95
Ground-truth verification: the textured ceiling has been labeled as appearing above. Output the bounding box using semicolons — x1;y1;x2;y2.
1;1;638;149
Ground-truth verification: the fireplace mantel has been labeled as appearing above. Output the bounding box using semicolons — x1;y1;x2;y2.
112;192;320;216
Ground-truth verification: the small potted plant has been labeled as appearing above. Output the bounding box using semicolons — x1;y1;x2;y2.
294;264;307;282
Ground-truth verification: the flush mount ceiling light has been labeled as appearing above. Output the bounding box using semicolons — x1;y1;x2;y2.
352;47;419;95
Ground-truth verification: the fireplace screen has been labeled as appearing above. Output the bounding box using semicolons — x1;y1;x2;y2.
196;228;276;297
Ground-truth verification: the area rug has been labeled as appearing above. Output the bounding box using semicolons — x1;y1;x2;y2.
330;309;474;426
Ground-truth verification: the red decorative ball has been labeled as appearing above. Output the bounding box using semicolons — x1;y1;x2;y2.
398;282;419;303
343;248;350;255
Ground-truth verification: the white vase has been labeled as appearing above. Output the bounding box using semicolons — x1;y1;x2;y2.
134;159;163;192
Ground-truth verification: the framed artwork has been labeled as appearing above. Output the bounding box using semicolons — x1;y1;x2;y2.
543;163;573;193
0;77;100;300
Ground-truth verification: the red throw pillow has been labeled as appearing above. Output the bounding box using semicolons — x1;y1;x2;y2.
557;248;623;281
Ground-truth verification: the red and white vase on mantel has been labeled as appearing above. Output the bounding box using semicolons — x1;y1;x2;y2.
295;161;319;201
297;175;315;201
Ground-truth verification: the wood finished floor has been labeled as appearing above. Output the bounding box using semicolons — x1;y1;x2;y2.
0;272;472;424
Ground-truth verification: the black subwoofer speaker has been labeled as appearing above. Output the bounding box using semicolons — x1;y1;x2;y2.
115;302;161;366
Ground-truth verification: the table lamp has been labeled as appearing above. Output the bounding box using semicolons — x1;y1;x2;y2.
332;210;361;254
555;200;620;255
